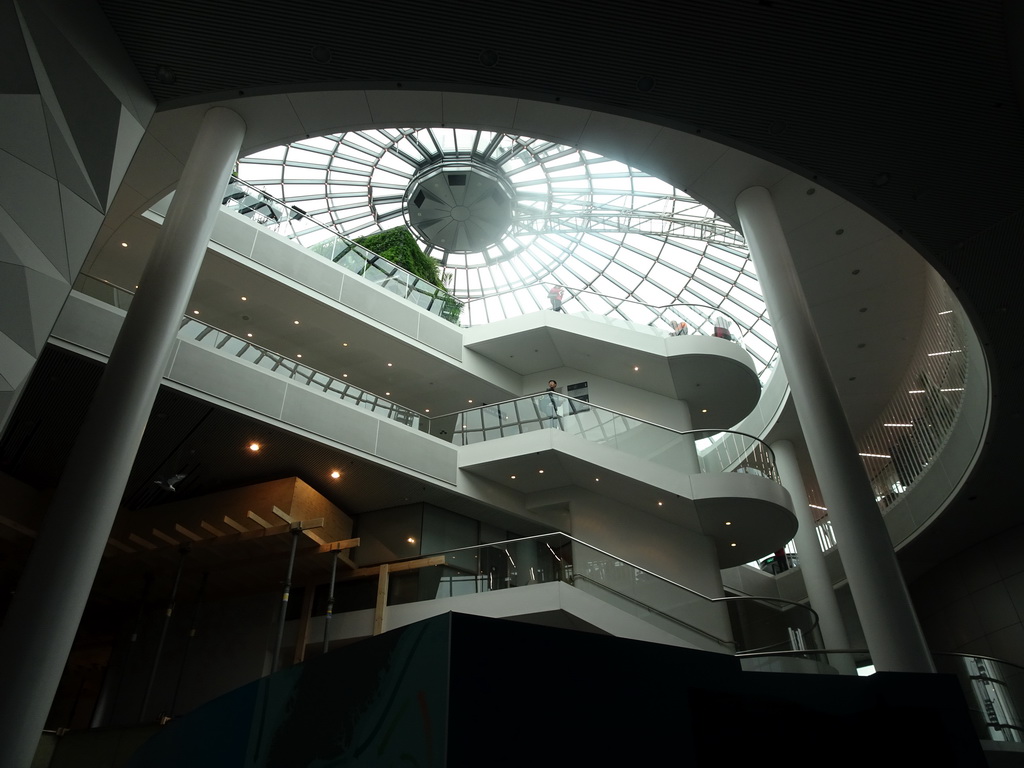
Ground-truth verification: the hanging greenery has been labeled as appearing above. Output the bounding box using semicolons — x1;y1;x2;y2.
354;227;462;323
354;227;443;288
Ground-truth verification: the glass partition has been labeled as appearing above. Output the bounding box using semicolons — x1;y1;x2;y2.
370;533;818;654
222;177;463;324
432;394;780;482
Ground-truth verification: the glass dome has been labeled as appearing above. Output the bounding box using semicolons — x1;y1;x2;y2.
235;128;778;376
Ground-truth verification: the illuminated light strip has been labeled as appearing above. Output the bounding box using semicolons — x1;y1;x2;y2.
940;387;965;392
859;452;892;458
808;504;828;511
908;389;925;394
927;350;962;356
937;310;953;315
883;423;913;427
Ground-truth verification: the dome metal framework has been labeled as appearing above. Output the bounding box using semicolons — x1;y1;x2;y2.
235;127;778;375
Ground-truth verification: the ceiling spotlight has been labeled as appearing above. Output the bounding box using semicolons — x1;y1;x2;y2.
121;242;128;248
538;469;544;474
730;542;737;547
387;362;393;367
407;537;416;544
241;296;247;301
247;333;253;337
296;354;302;358
249;442;261;452
725;521;732;526
633;366;639;371
193;310;199;315
293;320;300;325
330;470;340;479
510;475;516;479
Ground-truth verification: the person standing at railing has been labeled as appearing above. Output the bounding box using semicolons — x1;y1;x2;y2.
672;319;688;336
540;380;563;428
713;315;733;341
548;284;566;312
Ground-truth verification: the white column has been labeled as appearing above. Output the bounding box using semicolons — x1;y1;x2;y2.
772;439;857;675
676;400;701;475
736;186;933;673
0;107;246;768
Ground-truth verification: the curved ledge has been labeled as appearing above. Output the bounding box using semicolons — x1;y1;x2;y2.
458;429;797;567
465;312;760;428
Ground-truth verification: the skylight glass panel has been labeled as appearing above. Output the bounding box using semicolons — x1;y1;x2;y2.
239;127;779;380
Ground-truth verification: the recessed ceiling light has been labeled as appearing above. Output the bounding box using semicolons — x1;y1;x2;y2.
538;469;544;474
241;296;247;301
730;542;737;547
296;354;302;358
725;521;732;525
120;242;128;248
595;478;600;482
249;442;260;452
425;409;430;413
468;399;473;403
342;342;348;346
701;409;708;413
342;374;348;378
246;333;253;338
193;310;199;315
385;392;391;396
330;470;340;479
657;501;663;506
387;362;393;367
633;365;639;371
510;475;516;479
293;320;300;325
407;537;415;544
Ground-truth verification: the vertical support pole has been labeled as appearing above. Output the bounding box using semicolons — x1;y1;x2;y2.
736;186;934;673
772;439;857;675
675;400;701;475
292;583;316;665
373;564;390;636
0;107;245;768
271;527;301;674
139;546;188;721
323;554;339;654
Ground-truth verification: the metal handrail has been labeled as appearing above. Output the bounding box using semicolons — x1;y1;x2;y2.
569;573;735;648
429;392;775;453
222;176;462;323
382;531;819;633
74;277;776;482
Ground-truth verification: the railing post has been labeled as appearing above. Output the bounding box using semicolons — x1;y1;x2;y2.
374;564;390;636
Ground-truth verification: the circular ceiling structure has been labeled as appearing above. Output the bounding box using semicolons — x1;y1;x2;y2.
235;127;778;375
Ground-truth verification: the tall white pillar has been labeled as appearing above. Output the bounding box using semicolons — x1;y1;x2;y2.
772;438;856;675
0;107;246;768
736;186;933;673
676;400;701;475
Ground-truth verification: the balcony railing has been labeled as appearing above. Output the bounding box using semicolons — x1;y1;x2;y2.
428;394;781;482
349;532;820;654
73;275;779;485
222;178;462;324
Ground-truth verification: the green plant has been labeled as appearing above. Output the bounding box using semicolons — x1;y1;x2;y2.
354;227;443;288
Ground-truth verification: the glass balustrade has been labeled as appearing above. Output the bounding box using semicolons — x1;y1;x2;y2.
222;178;463;324
71;276;778;482
431;394;780;482
368;532;818;653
